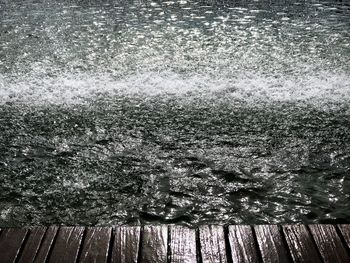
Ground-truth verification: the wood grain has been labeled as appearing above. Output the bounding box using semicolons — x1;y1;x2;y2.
34;226;59;263
282;225;321;263
49;226;85;263
18;227;47;263
254;225;291;263
0;228;28;263
169;225;196;263
112;226;141;263
337;224;350;250
228;225;259;263
199;225;227;263
78;227;112;263
141;225;168;263
309;224;350;263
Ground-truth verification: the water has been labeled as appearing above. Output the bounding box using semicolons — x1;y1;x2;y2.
0;0;350;227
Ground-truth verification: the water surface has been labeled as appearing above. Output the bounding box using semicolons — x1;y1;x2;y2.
0;0;350;226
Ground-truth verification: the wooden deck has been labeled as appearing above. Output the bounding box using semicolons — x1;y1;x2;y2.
0;225;349;262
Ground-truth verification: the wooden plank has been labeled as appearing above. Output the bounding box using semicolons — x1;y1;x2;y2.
49;226;85;263
112;226;141;263
282;225;321;263
338;224;350;250
34;226;59;263
228;225;259;263
0;228;28;263
78;227;112;263
309;224;350;263
199;225;227;263
18;227;47;263
141;225;168;263
169;225;196;263
254;225;291;263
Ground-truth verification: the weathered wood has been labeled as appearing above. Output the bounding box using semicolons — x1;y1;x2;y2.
34;226;59;263
112;226;141;263
228;225;259;263
0;228;28;263
199;225;227;263
282;225;321;263
338;224;350;250
78;227;112;263
309;224;350;263
49;226;85;263
18;227;47;263
254;225;291;263
169;225;196;263
141;225;168;263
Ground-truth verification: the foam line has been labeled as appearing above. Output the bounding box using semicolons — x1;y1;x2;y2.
0;70;349;106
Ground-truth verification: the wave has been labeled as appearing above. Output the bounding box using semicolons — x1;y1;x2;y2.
1;69;349;107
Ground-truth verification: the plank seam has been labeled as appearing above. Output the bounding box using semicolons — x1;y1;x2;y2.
251;225;263;263
44;226;60;262
136;226;144;263
335;225;350;257
223;225;233;263
305;225;325;262
195;227;203;263
167;225;171;263
14;228;30;263
76;227;88;263
278;225;294;263
26;227;47;263
107;227;115;263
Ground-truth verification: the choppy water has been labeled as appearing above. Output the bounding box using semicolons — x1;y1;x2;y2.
0;0;350;226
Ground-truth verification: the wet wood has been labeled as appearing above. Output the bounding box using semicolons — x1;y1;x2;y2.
0;228;28;263
49;226;85;263
254;225;291;263
338;224;350;250
17;227;47;263
169;225;196;263
199;225;227;263
78;227;112;263
0;224;350;263
282;225;321;263
228;225;259;263
141;225;168;263
112;226;141;263
34;226;59;263
309;224;350;263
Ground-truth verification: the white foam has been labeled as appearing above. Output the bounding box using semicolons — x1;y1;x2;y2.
0;69;349;107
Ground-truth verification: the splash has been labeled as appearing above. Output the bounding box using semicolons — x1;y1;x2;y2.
1;69;349;107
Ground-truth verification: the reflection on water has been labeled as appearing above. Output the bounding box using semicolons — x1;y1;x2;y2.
0;0;350;226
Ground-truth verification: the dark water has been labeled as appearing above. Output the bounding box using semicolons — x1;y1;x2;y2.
0;0;350;226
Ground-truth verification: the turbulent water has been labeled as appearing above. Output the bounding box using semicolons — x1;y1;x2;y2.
0;0;350;227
